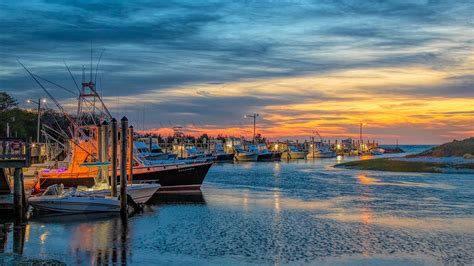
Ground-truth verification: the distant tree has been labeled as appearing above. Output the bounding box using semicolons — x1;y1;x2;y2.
0;92;18;111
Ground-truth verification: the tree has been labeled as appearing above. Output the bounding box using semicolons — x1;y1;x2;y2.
0;92;18;111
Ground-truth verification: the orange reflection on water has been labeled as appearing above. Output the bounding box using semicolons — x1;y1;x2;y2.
357;175;380;185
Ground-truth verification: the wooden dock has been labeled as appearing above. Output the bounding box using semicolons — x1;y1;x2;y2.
0;138;31;220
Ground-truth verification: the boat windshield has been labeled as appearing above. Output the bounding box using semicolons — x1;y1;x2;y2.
289;146;299;152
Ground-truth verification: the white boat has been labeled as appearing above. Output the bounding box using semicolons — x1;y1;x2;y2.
281;145;306;159
28;184;120;213
80;162;160;204
307;145;336;158
233;144;258;161
84;183;160;204
371;148;385;155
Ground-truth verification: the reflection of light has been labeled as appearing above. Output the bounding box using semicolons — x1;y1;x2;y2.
25;224;31;242
274;192;280;212
40;232;48;244
336;155;343;162
275;144;279;149
357;174;379;185
273;162;281;175
360;155;373;160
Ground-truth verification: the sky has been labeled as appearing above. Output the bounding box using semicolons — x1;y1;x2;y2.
0;0;473;144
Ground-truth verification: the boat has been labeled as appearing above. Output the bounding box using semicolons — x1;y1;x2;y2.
249;144;281;161
211;142;234;162
233;144;258;161
371;148;385;155
306;145;336;158
37;140;213;194
30;61;213;194
28;184;120;213
79;162;160;204
281;145;306;159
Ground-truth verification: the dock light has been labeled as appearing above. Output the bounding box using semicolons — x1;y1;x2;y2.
275;144;279;149
336;144;341;149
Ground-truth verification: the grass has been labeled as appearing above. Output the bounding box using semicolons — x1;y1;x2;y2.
335;158;474;173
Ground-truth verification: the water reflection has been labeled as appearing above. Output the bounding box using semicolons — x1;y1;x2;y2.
148;192;206;205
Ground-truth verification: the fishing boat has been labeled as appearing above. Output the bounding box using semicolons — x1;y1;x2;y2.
307;145;336;158
281;145;306;159
233;144;258;161
249;144;281;161
24;57;213;194
37;139;213;194
28;184;120;213
211;142;234;162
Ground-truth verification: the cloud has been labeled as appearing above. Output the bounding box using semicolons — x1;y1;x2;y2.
0;0;473;143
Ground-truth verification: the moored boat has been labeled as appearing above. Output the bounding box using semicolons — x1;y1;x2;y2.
28;184;120;213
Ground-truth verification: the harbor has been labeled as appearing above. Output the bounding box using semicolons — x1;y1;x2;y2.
1;149;473;264
2;1;474;265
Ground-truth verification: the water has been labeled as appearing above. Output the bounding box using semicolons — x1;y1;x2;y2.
1;149;473;265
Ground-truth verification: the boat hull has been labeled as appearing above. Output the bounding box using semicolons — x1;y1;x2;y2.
87;184;160;204
282;151;306;159
307;151;336;158
38;162;213;193
214;153;235;162
234;153;258;162
28;196;120;213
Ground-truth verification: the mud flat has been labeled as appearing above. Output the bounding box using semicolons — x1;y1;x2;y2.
336;138;474;173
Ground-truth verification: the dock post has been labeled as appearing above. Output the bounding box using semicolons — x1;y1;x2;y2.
111;118;118;197
120;117;128;215
128;126;134;184
97;123;103;163
13;167;23;223
101;121;109;183
148;136;152;153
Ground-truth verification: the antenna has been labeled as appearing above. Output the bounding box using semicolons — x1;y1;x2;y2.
90;42;93;82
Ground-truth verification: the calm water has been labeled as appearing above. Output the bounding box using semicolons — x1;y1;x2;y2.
1;147;473;265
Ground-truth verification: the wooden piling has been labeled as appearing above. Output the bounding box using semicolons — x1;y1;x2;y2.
128;126;133;185
120;117;128;214
111;118;118;197
13;168;23;223
97;123;103;163
101;121;109;184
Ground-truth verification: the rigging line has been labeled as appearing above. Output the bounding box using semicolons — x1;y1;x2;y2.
33;74;78;96
94;49;105;84
18;60;79;130
64;61;81;94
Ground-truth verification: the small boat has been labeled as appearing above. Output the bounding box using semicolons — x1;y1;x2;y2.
371;148;385;155
79;162;160;204
28;184;120;213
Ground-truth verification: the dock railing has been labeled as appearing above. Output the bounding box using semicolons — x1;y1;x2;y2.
0;138;31;168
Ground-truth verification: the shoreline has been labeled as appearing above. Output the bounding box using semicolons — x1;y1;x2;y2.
334;157;474;174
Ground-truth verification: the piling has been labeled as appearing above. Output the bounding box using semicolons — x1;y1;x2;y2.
97;123;103;164
120;117;128;214
111;118;118;197
148;136;152;153
101;121;109;183
13;168;23;223
128;126;134;184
